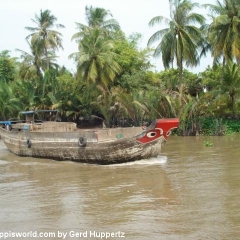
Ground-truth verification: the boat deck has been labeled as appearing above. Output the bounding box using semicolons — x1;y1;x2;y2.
9;122;144;143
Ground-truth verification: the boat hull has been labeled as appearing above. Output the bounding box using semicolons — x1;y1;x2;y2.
0;118;179;164
0;129;165;164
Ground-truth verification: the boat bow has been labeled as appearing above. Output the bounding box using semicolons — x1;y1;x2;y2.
136;118;179;144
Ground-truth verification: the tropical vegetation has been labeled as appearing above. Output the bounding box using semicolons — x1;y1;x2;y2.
1;1;240;136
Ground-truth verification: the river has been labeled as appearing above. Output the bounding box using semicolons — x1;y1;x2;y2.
0;135;240;240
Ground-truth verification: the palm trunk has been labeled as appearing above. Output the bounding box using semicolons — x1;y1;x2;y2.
45;45;49;70
221;57;226;84
44;35;49;70
230;94;235;117
179;60;183;86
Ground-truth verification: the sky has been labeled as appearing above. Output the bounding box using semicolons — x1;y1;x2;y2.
1;0;215;74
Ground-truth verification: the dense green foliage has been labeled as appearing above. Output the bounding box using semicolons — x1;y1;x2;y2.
1;1;240;135
0;50;17;82
200;118;240;135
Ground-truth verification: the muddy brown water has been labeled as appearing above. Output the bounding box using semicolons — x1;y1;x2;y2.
0;135;240;239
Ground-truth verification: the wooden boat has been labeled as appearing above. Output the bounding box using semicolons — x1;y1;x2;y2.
0;111;179;164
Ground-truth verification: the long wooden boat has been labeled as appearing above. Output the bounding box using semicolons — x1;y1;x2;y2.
0;112;179;164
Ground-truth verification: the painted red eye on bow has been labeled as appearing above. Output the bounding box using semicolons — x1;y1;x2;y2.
147;132;156;138
137;129;162;144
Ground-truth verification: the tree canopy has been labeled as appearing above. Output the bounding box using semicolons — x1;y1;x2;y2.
2;3;240;135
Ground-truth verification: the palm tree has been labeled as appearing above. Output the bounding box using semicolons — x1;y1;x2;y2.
220;62;240;115
25;9;65;69
204;0;240;67
70;6;121;122
71;6;121;86
0;81;21;119
113;88;144;126
85;5;120;30
148;0;205;85
70;28;121;88
201;62;240;117
16;40;59;80
12;80;38;111
72;5;120;42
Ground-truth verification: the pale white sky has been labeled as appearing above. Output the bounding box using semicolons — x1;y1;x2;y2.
1;0;215;73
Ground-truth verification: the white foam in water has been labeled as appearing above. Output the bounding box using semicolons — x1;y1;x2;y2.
0;160;8;165
111;155;168;167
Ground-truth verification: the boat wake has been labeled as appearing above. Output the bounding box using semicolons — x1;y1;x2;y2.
0;160;8;165
111;155;168;167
